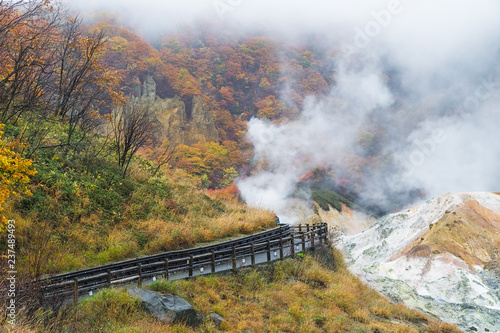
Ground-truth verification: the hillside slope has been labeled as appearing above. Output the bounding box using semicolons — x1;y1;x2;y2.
8;246;461;332
341;192;500;332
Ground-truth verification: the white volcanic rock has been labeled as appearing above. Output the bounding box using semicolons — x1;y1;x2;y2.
340;192;500;333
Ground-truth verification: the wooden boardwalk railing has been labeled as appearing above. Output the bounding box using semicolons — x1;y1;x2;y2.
33;223;328;302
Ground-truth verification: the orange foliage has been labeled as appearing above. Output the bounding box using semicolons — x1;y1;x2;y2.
94;21;335;145
255;95;287;120
206;184;241;202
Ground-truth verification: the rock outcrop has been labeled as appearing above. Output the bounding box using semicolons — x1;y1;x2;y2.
133;75;219;146
154;95;219;146
209;312;225;329
142;75;157;99
340;192;500;333
127;286;202;327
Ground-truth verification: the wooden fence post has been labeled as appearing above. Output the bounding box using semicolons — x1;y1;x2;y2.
189;255;194;277
301;234;306;252
232;246;237;273
211;251;216;274
279;237;284;259
291;235;295;255
311;231;315;248
251;243;256;267
267;240;271;262
73;278;78;303
164;259;169;281
138;263;142;287
306;224;310;232
107;269;111;288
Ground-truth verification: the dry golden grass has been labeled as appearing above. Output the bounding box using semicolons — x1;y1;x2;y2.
8;166;276;275
139;203;276;254
5;246;463;333
139;246;460;333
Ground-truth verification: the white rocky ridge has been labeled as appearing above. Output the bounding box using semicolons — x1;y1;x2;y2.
339;192;500;333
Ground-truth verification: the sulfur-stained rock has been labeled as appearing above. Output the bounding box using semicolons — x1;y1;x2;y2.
341;192;500;332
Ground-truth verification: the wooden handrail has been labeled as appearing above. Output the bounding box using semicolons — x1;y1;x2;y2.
28;223;329;302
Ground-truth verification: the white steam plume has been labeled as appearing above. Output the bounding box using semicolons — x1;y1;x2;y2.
238;58;396;222
239;0;500;222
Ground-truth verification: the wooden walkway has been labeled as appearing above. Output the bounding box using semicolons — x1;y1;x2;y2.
34;223;328;302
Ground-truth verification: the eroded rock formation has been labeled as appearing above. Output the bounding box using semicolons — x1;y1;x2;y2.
134;75;219;146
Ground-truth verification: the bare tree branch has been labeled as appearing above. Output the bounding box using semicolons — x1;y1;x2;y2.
111;98;159;177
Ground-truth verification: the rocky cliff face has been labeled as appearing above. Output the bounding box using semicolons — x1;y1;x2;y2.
340;192;500;333
136;75;219;146
153;95;219;146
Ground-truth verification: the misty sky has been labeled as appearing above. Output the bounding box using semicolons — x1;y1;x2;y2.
63;0;452;37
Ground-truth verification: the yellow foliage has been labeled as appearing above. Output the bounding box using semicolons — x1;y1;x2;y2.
0;125;36;231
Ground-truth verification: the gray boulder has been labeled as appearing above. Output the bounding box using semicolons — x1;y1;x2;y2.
209;311;225;328
128;286;201;326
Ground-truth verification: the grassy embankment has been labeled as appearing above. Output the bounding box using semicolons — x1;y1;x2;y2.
9;246;462;332
0;121;276;278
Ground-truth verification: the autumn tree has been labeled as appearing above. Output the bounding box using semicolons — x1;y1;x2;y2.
111;98;159;177
141;138;175;177
173;142;240;189
0;0;59;123
170;68;202;97
52;16;124;148
0;1;124;155
255;95;286;120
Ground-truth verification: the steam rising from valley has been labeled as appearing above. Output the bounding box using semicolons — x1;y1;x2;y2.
66;0;500;222
238;0;500;221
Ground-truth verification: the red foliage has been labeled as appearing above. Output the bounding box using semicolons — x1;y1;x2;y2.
206;184;241;202
298;172;315;183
